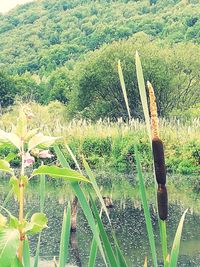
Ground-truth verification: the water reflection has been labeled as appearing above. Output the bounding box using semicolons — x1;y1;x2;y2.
0;173;200;266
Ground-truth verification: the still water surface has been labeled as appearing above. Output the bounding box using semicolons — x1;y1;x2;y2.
0;173;200;266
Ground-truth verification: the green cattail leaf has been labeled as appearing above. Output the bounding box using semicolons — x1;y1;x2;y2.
89;193;119;267
134;145;158;267
169;209;188;267
59;202;71;267
88;237;98;267
118;60;131;121
135;51;151;141
54;146;108;267
82;156;111;224
31;165;90;183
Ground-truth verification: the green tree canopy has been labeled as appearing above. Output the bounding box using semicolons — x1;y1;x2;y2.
0;72;16;108
69;34;200;120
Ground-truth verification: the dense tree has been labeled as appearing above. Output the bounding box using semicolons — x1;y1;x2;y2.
0;72;16;108
45;68;72;104
0;0;200;75
68;34;200;120
13;73;41;102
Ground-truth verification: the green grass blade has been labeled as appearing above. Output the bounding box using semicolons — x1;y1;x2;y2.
1;188;13;211
89;193;119;267
135;51;151;141
33;235;40;267
88;236;98;267
23;238;30;267
113;233;128;267
134;145;158;267
118;60;131;121
72;183;108;266
54;146;108;267
65;144;82;173
82;157;111;224
169;209;188;267
54;145;70;168
59;202;71;267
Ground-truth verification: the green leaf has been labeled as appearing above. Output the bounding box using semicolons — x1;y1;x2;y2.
82;157;111;224
118;60;131;120
169;209;188;267
0;206;19;229
23;238;30;267
25;213;47;235
5;153;17;162
54;146;70;168
0;214;7;228
28;133;60;151
135;51;151;141
134;145;158;267
31;165;90;183
0;228;20;267
89;193;119;267
1;189;13;211
11;256;24;267
24;128;39;142
88;237;98;267
9;177;20;200
113;233;128;267
0;129;21;150
59;203;71;267
33;235;41;267
54;146;108;267
15;109;27;139
0;160;14;175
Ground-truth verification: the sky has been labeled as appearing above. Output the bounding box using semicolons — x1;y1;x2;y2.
0;0;34;13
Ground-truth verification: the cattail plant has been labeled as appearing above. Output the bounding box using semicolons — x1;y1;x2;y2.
147;81;168;221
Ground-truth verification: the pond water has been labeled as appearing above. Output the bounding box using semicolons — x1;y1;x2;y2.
0;172;200;267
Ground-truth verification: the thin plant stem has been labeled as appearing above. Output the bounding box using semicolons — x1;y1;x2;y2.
18;140;25;262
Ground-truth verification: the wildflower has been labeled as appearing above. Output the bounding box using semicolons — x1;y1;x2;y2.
39;150;54;159
24;152;35;167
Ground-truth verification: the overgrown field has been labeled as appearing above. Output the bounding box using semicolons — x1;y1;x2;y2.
0;102;199;175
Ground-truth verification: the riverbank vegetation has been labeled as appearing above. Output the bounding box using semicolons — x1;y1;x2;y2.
0;102;199;174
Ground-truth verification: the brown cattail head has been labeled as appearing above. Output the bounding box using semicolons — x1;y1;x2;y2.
152;137;166;185
147;81;159;139
157;184;168;221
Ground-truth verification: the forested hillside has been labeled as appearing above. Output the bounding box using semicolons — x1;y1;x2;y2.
1;0;200;75
0;0;200;119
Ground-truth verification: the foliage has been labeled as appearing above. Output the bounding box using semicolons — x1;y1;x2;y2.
68;36;200;119
0;106;90;265
0;72;16;108
1;0;200;76
0;0;200;117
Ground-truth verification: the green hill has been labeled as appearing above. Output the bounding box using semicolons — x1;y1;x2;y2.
0;0;200;75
